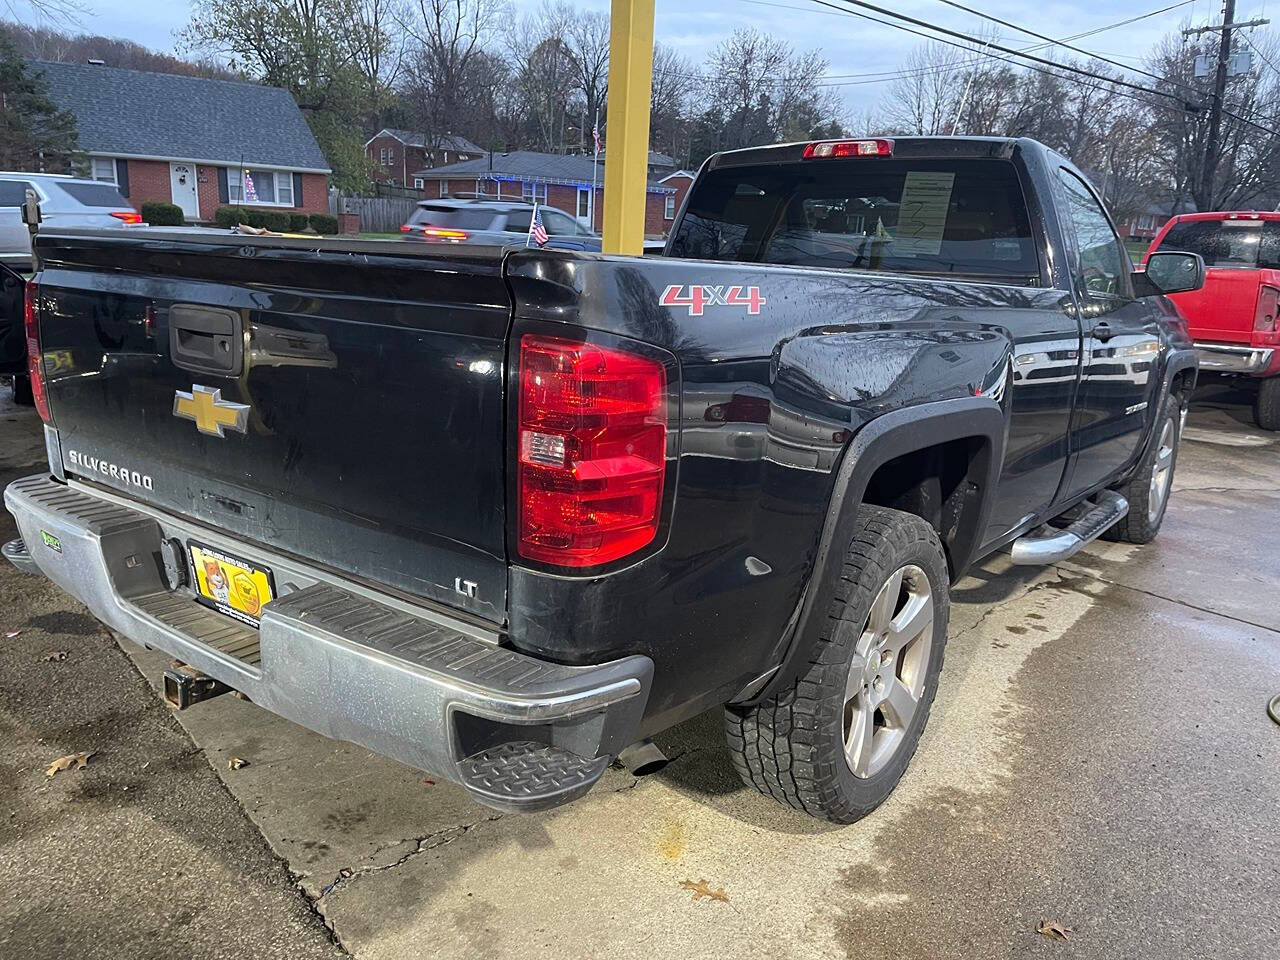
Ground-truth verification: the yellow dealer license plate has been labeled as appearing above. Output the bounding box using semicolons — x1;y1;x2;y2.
189;542;274;627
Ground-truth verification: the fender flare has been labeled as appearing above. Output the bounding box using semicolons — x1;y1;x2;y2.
740;395;1007;705
1131;347;1197;469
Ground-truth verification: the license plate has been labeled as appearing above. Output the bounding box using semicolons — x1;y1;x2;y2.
189;542;274;627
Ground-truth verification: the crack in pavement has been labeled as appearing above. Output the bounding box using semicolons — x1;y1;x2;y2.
313;814;506;906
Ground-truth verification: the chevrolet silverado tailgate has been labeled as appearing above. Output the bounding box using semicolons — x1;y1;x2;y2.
33;231;510;623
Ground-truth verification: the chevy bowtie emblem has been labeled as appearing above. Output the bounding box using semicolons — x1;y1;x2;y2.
173;385;250;437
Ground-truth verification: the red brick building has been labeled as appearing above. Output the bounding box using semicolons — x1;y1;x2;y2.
412;151;679;238
364;129;484;187
34;60;331;222
659;170;697;223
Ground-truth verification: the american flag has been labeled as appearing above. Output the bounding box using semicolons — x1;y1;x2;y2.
593;118;602;155
528;204;549;247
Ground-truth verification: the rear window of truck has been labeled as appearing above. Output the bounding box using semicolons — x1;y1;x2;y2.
1154;219;1280;268
668;158;1041;284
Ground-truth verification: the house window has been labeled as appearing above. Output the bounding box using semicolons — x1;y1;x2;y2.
414;178;425;190
228;168;296;206
379;147;392;166
664;194;676;220
521;181;547;204
90;157;116;184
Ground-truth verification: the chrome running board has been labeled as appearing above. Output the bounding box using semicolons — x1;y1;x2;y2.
1010;490;1128;565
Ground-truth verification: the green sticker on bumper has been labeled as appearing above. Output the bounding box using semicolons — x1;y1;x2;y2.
39;531;62;553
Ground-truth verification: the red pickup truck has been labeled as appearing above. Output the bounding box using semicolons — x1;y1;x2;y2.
1145;211;1280;429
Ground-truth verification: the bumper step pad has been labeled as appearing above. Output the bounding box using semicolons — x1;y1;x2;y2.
457;741;612;813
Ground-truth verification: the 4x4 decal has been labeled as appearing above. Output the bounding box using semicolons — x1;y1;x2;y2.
660;284;766;317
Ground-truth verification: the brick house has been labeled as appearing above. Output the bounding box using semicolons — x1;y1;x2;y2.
365;129;484;187
659;170;697;222
412;151;678;237
34;60;330;222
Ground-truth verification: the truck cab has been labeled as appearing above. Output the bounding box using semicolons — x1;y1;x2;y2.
1145;211;1280;429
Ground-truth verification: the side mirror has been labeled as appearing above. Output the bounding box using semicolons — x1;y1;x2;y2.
1133;251;1205;297
20;188;40;230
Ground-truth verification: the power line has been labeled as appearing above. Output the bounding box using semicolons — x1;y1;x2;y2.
1239;28;1280;74
823;0;1196;105
929;0;1195;91
678;0;1197;90
811;0;1280;136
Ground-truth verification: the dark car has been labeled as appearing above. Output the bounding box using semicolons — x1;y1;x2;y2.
399;198;600;250
6;136;1199;823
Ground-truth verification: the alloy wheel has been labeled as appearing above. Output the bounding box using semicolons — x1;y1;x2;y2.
842;564;935;779
1148;416;1176;525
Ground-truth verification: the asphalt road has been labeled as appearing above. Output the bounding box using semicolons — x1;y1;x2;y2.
1;377;1277;959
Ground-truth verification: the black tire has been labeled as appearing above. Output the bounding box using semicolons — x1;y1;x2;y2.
1256;377;1280;432
10;375;34;407
1104;393;1180;544
724;505;949;823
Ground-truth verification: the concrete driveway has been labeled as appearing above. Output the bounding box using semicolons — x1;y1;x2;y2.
1;378;1277;959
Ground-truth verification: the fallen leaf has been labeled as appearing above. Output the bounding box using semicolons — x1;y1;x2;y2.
227;757;249;770
679;879;729;903
45;751;93;777
423;778;436;786
41;651;68;662
1037;919;1072;942
4;630;19;639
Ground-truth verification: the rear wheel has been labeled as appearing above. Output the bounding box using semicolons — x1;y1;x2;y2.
1256;377;1280;431
724;505;949;823
1105;393;1180;544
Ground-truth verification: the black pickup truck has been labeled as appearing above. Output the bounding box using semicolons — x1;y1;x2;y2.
4;137;1201;822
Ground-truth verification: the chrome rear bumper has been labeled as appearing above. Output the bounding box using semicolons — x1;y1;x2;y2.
1193;342;1276;375
4;474;651;812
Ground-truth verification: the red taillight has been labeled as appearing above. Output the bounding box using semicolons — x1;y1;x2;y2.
24;281;52;424
517;334;668;568
803;138;893;159
1256;284;1280;343
110;210;142;224
400;224;412;232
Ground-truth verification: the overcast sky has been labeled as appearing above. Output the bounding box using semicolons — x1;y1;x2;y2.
8;0;1270;117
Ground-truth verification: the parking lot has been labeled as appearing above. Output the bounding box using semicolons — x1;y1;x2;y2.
1;378;1277;960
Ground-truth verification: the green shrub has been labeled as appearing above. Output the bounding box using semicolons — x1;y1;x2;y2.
259;210;293;232
289;213;309;232
309;213;339;235
214;206;247;228
140;202;184;226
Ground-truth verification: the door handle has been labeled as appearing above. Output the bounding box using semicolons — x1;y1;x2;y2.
1091;321;1115;343
169;304;244;377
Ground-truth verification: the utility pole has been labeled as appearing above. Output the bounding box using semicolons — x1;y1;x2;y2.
1200;0;1235;208
1184;0;1269;208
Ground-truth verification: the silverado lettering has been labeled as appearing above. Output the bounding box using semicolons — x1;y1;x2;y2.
65;450;154;491
5;136;1201;823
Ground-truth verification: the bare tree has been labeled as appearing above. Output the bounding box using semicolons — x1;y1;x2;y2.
564;5;609;139
701;27;839;153
400;0;503;149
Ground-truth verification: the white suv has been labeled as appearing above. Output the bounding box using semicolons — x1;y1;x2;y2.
1;173;142;270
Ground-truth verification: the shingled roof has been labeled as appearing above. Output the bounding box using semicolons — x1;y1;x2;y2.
411;150;673;192
32;60;330;173
370;129;484;154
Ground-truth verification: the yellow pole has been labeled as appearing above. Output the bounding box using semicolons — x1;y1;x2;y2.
602;0;655;255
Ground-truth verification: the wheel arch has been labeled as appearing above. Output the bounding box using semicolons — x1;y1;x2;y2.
740;396;1006;705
